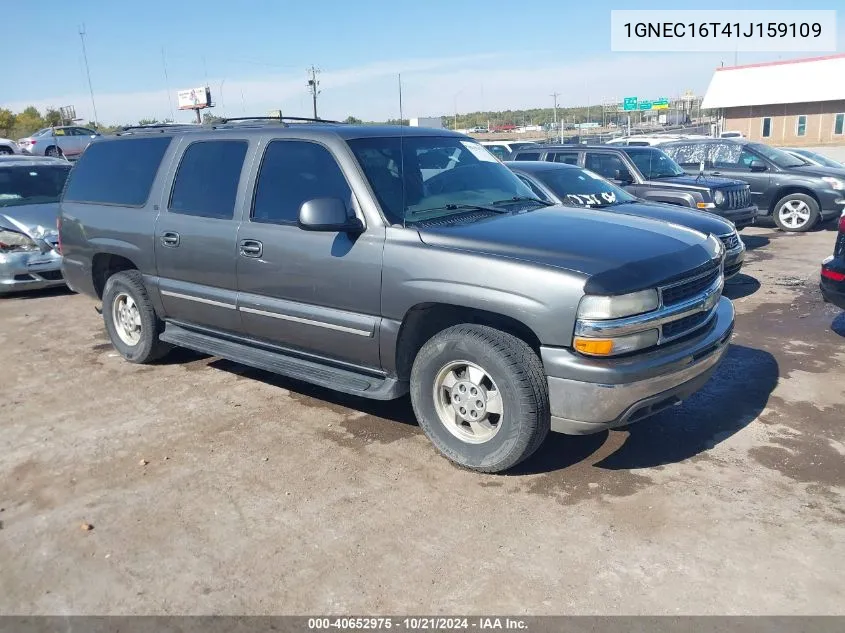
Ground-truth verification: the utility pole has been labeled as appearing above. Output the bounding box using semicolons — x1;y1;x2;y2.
398;73;403;125
307;66;321;119
78;25;99;128
550;92;560;142
161;48;175;121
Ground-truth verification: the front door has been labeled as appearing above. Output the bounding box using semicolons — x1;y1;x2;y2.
236;139;384;369
154;138;249;333
707;144;772;209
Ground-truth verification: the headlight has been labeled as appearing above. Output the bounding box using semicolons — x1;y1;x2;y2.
0;229;39;253
821;176;845;190
713;190;725;205
574;329;659;357
577;288;659;320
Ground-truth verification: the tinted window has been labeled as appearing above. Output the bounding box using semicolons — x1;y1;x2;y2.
625;148;685;178
252;140;351;225
169;141;247;219
762;117;772;138
513;151;540;161
549;152;579;165
747;143;806;168
796;115;807;137
0;165;72;207
584;152;632;181
484;145;508;160
516;175;551;202
64;136;172;205
835;113;844;136
535;166;636;208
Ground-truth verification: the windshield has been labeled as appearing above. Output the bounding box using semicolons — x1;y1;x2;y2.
797;149;842;168
748;143;806;169
624;148;685;178
535;166;637;208
346;136;537;223
0;165;72;207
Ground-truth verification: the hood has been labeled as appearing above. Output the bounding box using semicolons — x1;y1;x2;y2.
0;202;60;241
604;201;734;236
416;206;722;295
645;174;746;191
789;164;845;179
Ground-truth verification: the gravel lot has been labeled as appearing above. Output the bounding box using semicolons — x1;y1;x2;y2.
1;224;843;615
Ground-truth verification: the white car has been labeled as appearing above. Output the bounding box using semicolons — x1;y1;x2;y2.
480;141;537;160
0;137;20;155
18;126;100;158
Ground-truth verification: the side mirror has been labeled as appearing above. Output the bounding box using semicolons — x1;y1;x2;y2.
699;161;705;176
614;170;632;184
749;160;767;172
298;198;363;233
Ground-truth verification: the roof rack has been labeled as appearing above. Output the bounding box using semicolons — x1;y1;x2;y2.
218;116;341;124
116;123;197;135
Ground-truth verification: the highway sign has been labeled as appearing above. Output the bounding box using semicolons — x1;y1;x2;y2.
638;100;652;111
623;97;638;111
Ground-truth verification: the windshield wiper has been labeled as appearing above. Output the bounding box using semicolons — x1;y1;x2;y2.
648;173;684;179
408;203;508;217
489;196;551;206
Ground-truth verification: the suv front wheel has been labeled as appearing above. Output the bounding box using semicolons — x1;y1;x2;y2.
102;270;171;363
773;193;820;232
410;324;550;472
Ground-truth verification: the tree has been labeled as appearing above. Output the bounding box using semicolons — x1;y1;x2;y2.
202;113;223;125
13;106;44;138
0;109;15;136
44;108;62;126
344;116;363;124
137;118;159;126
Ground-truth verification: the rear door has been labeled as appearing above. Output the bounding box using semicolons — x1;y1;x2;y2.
154;138;250;333
235;138;384;369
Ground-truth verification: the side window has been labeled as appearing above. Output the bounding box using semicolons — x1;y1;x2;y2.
485;145;508;160
252;140;352;225
835;113;845;136
513;151;540;161
737;149;760;169
516;175;550;202
796;115;807;137
711;143;743;168
63;136;173;205
169;140;248;220
761;117;772;138
664;143;698;166
549;152;579;165
585;153;631;180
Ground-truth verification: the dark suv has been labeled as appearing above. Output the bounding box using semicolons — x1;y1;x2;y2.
508;144;757;229
59;121;734;472
660;138;845;232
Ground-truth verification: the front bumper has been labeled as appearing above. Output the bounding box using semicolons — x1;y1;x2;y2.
542;297;734;435
724;242;746;279
718;204;757;229
0;248;65;294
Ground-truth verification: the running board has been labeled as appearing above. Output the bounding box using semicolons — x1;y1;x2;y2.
160;323;407;400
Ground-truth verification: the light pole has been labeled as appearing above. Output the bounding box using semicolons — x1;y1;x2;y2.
453;90;463;131
550;92;560;142
218;79;226;116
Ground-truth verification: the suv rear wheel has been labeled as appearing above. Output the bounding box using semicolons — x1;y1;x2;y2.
410;324;549;472
102;270;171;363
773;193;819;232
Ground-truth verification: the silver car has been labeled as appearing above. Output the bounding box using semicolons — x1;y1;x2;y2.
0;156;72;295
0;137;20;155
18;126;100;158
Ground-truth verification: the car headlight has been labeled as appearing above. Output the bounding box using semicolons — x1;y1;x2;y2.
713;190;725;205
574;329;659;357
577;288;659;320
0;229;39;253
821;176;845;190
28;224;57;240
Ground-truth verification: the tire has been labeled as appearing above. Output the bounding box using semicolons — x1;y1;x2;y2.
410;324;550;473
772;193;820;232
45;145;62;158
102;270;171;363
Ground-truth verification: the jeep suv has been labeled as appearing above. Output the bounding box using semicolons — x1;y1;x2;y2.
660;138;845;232
59;122;734;473
508;144;757;229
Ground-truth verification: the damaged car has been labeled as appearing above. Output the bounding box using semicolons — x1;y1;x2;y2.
0;156;72;295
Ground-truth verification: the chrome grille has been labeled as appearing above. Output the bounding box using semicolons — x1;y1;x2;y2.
719;233;740;251
661;267;720;306
661;311;711;339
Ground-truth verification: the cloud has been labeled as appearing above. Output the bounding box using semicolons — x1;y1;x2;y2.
1;50;791;124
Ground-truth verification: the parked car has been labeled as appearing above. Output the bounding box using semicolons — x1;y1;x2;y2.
719;131;745;139
820;211;845;310
0;137;21;155
783;148;844;170
660;138;845;232
467;126;488;134
508;144;757;229
604;134;708;147
480;140;537;161
60;123;734;472
507;161;745;279
0;156;72;295
18;126;101;158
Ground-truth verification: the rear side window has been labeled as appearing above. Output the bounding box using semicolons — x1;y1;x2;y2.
252;140;352;225
513;152;540;161
548;152;579;165
64;136;172;205
169;140;248;220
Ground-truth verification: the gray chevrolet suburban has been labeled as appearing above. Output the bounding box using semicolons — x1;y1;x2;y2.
59;121;734;472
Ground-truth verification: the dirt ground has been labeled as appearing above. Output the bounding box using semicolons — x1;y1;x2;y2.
1;223;843;615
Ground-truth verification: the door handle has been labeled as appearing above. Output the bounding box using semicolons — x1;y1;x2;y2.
160;231;180;247
240;239;263;258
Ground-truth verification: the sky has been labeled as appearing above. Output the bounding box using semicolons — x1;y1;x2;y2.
2;0;843;125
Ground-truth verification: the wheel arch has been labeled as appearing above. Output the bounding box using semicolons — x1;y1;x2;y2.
768;186;821;215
